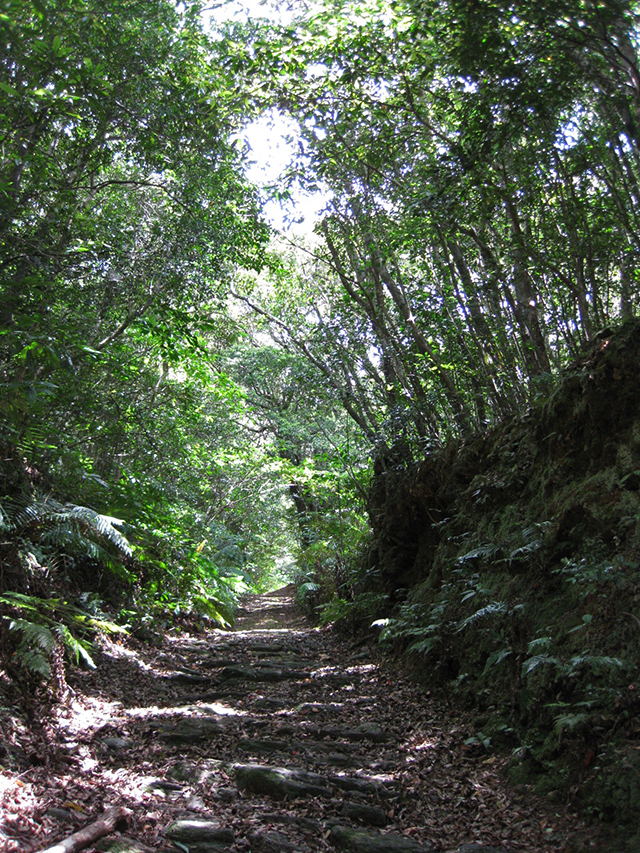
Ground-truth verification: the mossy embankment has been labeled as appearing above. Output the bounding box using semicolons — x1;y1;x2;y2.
366;321;640;845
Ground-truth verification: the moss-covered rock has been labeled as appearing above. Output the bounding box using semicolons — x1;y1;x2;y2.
584;747;640;829
234;763;333;799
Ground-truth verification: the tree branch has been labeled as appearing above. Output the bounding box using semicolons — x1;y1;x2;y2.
38;806;130;853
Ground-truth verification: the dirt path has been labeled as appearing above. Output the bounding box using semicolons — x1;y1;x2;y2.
2;587;605;852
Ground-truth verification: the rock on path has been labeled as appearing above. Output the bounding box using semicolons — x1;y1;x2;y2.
37;584;602;853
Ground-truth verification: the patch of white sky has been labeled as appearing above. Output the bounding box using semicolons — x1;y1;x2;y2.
204;0;333;234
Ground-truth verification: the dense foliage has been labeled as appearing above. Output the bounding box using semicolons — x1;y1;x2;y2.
227;0;640;454
0;0;373;683
0;0;277;663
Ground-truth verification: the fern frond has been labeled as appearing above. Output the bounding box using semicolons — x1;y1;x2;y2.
57;505;132;556
11;497;58;531
54;623;96;669
527;636;553;654
456;601;507;632
508;541;542;562
191;594;231;628
553;712;589;734
7;495;132;558
567;654;624;676
9;616;55;649
18;646;52;678
9;618;56;678
457;544;501;565
483;647;513;675
407;636;440;655
522;653;562;677
0;591;42;614
1;592;124;682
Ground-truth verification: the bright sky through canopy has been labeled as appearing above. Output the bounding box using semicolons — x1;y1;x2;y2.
206;0;332;233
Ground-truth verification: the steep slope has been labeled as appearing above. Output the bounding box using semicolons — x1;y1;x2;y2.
366;320;640;841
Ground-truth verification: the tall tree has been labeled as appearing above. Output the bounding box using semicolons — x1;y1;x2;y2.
0;0;274;609
229;0;640;451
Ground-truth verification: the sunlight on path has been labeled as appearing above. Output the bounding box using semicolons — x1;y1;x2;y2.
234;583;310;631
3;585;605;853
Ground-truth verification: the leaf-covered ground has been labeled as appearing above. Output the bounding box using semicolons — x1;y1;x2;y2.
0;587;611;852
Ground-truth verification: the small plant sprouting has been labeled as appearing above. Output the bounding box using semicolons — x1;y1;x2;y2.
553;556;633;593
465;731;492;750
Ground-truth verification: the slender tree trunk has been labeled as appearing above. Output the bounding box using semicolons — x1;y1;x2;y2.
504;197;551;377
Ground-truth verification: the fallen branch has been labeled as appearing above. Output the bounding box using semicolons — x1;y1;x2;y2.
38;806;130;853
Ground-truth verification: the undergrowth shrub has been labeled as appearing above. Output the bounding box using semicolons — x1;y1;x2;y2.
375;525;640;819
0;491;134;696
131;514;249;628
319;590;390;629
294;512;372;623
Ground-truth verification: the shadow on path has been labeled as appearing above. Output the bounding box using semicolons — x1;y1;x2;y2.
3;586;609;853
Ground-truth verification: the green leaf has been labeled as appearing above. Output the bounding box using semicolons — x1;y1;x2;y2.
522;654;561;677
0;82;18;96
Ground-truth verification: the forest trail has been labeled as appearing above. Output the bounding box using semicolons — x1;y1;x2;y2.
7;588;604;853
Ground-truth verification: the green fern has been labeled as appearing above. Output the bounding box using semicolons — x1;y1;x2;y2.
0;591;125;634
482;647;513;675
507;540;543;563
407;635;441;655
522;650;624;680
378;599;449;650
10;497;131;557
54;622;96;669
456;601;507;632
1;493;133;588
527;635;553;654
8;617;56;678
522;653;562;677
1;592;126;679
191;594;232;628
457;543;501;565
553;712;589;735
566;653;624;677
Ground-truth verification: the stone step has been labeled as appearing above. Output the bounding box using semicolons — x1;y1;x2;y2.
328;825;434;853
218;664;310;682
233;763;395;800
165;818;234;852
234;763;333;799
152;718;227;743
